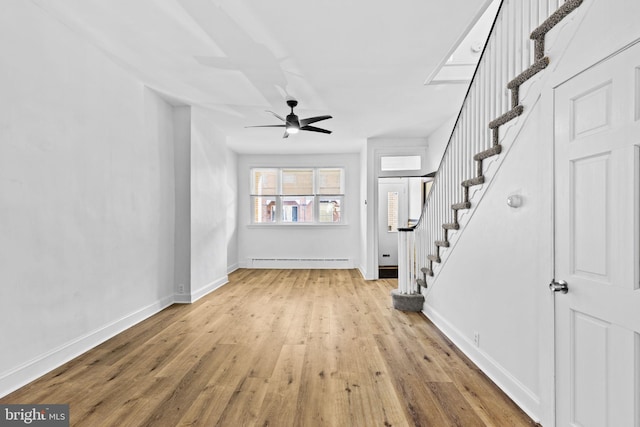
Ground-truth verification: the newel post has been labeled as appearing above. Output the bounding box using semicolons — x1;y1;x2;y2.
396;227;414;294
392;227;424;311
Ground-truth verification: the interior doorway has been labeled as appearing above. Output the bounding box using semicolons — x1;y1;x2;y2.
377;176;432;278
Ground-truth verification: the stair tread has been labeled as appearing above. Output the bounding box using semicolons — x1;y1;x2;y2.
435;240;450;248
422;268;434;277
462;175;485;188
473;145;503;161
416;278;427;289
506;57;549;89
488;105;524;129
530;0;584;40
427;254;441;263
452;201;471;210
443;222;460;230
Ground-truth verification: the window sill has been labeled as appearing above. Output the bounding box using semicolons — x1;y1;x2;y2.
247;223;350;229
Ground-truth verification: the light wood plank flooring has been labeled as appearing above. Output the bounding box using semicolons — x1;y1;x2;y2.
2;269;537;426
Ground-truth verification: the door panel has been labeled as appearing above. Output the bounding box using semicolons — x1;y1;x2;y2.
554;41;640;427
571;310;608;427
570;81;612;140
571;154;610;280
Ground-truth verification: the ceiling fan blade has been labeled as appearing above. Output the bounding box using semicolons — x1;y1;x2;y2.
266;110;286;122
245;124;286;128
300;125;332;134
300;115;332;127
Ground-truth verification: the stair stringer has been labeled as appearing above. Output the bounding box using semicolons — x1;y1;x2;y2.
422;0;593;291
426;94;542;290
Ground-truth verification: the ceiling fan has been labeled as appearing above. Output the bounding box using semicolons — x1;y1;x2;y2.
246;97;332;138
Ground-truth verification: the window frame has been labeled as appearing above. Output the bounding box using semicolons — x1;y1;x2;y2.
250;167;345;226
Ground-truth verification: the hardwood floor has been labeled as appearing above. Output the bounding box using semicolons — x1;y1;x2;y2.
2;269;536;426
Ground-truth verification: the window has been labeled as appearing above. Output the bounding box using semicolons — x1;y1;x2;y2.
380;155;422;171
250;168;345;225
387;191;398;232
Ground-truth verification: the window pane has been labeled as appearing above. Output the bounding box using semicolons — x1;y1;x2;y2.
387;192;398;232
380;155;421;171
318;168;343;194
252;169;278;195
282;169;313;195
252;196;277;223
282;196;314;223
319;196;342;223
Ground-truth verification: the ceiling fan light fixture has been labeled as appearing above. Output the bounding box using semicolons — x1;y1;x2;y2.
247;98;332;138
285;113;300;134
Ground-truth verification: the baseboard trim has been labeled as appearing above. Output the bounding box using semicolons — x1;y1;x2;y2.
358;265;377;280
191;275;228;303
227;263;239;274
174;275;229;304
173;293;192;304
0;294;174;398
247;258;353;269
422;305;541;423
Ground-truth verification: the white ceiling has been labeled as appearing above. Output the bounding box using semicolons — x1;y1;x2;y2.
31;0;494;154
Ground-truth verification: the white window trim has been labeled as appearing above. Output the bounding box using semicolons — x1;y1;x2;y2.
250;167;345;226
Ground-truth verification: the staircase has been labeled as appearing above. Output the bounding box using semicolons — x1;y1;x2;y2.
396;0;585;298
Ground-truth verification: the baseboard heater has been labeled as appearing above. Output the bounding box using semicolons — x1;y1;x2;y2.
250;258;351;269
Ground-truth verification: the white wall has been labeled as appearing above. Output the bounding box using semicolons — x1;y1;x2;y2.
425;113;457;173
172;105;238;304
0;1;176;395
226;149;239;273
424;103;553;421
359;146;369;277
189;107;235;300
0;0;239;396
422;0;640;424
407;177;424;221
237;153;360;269
173;106;191;296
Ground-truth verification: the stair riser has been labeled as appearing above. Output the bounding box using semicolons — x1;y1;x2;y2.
489;105;524;129
530;0;584;40
507;58;549;90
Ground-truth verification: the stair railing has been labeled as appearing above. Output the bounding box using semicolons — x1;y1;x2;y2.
397;0;583;295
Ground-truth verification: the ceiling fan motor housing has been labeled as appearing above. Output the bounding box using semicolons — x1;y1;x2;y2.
286;113;300;128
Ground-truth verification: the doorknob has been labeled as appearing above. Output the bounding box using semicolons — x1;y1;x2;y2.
549;279;568;294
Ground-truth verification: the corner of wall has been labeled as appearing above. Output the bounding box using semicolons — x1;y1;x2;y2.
0;295;174;398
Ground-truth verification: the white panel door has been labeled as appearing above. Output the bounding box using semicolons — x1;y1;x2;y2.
554;41;640;427
378;179;408;266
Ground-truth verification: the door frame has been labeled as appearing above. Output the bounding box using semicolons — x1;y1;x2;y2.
365;144;429;280
551;37;640;427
